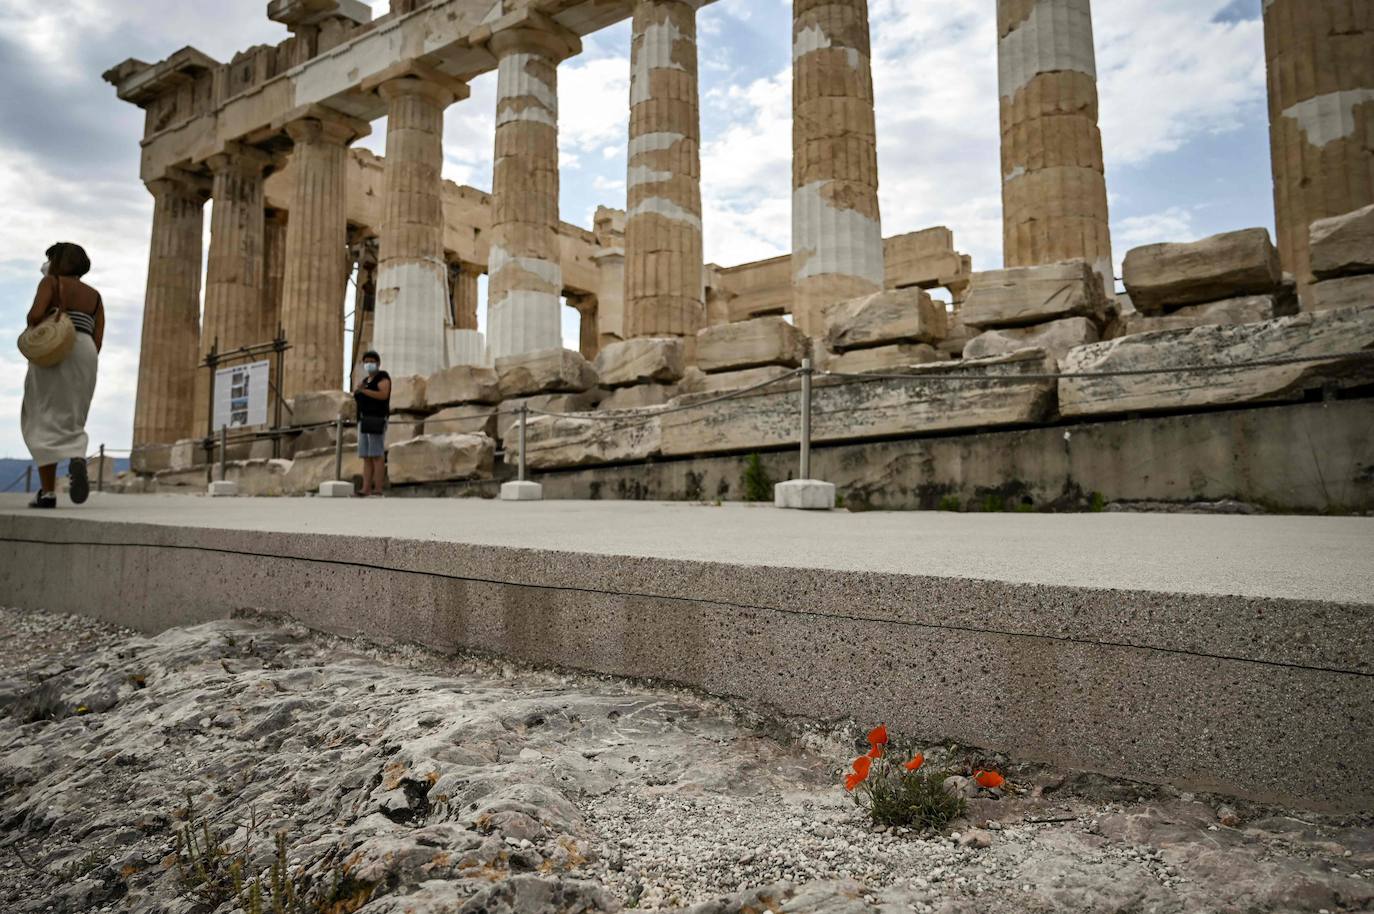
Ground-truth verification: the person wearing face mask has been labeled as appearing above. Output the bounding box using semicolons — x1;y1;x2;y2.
21;243;103;509
353;351;391;496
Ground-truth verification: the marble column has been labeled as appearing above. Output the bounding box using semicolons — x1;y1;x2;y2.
997;0;1113;291
280;114;364;399
133;176;206;457
792;0;885;338
624;0;705;339
374;76;465;377
199;144;273;431
261;208;287;344
485;22;582;360
450;261;480;330
1264;0;1374;299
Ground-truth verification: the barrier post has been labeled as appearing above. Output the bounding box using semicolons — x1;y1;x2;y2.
500;404;543;502
25;465;31;493
97;444;106;492
208;426;238;497
773;357;836;510
335;416;344;481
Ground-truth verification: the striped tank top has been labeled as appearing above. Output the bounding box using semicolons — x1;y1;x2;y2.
68;311;96;336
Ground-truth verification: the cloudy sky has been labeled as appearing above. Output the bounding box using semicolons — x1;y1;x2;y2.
0;0;1270;461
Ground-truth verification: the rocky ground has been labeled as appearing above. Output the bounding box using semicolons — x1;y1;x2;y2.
0;608;1370;914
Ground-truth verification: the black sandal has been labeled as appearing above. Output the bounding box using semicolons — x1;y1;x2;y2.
69;458;89;504
28;491;56;509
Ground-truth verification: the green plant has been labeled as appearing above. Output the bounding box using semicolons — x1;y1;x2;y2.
980;493;1006;513
843;726;967;831
1088;491;1107;512
173;801;247;907
1014;501;1035;513
741;454;773;502
936;496;960;513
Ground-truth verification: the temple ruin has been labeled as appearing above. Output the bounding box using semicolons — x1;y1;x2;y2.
104;0;1374;510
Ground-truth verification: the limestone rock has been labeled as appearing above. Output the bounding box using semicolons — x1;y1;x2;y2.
598;384;678;411
385;418;423;451
223;458;291;497
515;412;663;470
387;434;495;484
1059;308;1374;417
497;392;601;443
497;348;599;399
289;390;356;428
131;445;172;475
388;374;427;413
1308;274;1374;313
961;260;1110;330
290;424;357;456
964;317;1099;365
658;350;1057;459
1117;295;1289;337
426;405;498;438
282;446;363;495
426;365;501;407
593;338;685;388
1123;229;1282;314
696;317;807;373
826;287;949;352
821;343;945;375
677;365;796;396
1310;204;1374;280
169;438;208;471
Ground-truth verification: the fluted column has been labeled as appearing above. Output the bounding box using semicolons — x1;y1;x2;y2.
133;177;206;454
624;0;705;339
280;114;366;399
485;21;582;360
450;262;480;330
1264;0;1374;300
262;208;287;344
792;0;885;338
374;76;465;377
200;144;272;431
997;0;1113;291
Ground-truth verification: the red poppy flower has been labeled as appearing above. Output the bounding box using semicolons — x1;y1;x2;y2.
867;745;884;760
974;770;1005;789
904;753;925;772
851;755;872;779
867;724;889;747
844;771;865;792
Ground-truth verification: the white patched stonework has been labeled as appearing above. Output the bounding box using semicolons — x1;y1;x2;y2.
998;0;1097;99
1282;89;1374;147
373;260;450;378
495;52;557;127
792;182;885;285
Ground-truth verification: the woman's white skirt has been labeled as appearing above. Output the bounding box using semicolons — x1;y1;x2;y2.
22;334;98;466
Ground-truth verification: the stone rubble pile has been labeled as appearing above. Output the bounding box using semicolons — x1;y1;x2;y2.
960;260;1110;367
1;607;1371;914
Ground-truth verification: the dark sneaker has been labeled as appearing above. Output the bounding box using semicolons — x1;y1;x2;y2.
68;458;90;505
28;492;56;509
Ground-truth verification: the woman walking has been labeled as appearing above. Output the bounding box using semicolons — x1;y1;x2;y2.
21;243;102;509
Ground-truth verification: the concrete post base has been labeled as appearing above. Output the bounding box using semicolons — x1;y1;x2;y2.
207;481;239;498
318;481;354;498
500;481;544;502
774;479;836;510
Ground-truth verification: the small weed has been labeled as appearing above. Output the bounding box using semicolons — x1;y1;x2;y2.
936;496;961;512
1089;491;1107;512
980;493;1006;513
1014;501;1035;513
834;492;846;509
741;454;773;503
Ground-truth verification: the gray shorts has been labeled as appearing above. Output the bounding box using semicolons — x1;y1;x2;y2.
359;428;386;458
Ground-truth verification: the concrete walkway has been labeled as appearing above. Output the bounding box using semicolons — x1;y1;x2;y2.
1;493;1370;604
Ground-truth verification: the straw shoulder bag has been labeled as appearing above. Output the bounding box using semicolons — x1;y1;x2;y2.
18;275;75;368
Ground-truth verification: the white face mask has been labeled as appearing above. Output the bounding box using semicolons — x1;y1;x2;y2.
364;362;379;375
40;261;49;276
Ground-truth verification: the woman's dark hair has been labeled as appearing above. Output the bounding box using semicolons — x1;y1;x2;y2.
362;350;381;362
46;242;91;278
